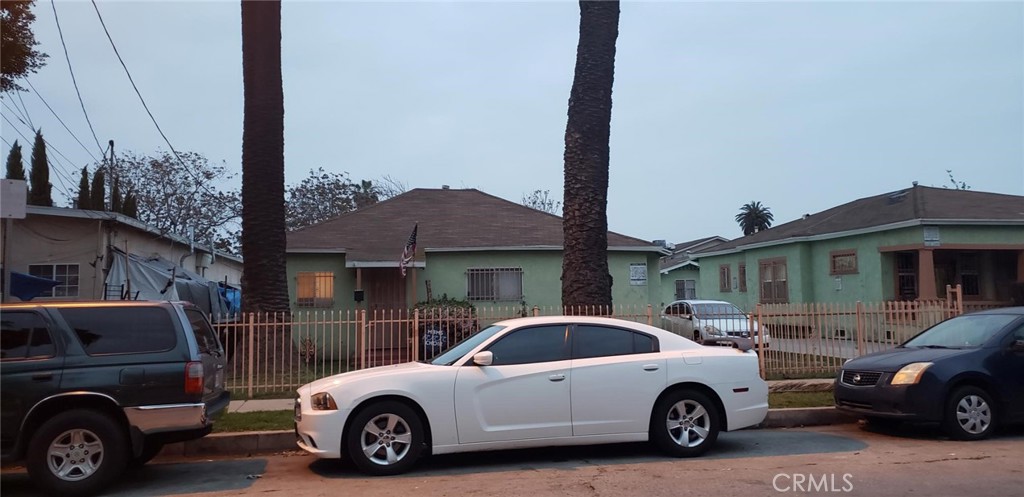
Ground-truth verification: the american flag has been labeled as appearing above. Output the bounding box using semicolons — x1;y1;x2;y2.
400;223;418;277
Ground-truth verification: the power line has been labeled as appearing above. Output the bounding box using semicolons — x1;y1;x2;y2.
27;80;100;163
1;100;83;176
16;90;35;129
50;0;106;158
90;0;236;212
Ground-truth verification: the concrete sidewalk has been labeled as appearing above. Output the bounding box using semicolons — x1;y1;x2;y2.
164;378;847;458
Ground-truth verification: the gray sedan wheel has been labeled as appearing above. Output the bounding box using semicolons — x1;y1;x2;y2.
943;386;996;440
346;401;425;475
651;389;720;457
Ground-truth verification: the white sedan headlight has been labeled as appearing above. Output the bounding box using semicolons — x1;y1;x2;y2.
891;362;933;385
311;392;338;410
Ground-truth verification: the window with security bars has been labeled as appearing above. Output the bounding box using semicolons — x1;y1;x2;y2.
28;264;79;298
296;271;334;307
467;268;523;301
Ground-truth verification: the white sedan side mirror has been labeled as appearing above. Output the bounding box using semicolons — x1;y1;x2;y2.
473;351;493;366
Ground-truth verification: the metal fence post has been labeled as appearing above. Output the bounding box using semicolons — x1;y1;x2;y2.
855;301;865;357
412;308;419;362
646;304;653;326
532;306;540;317
358;309;367;370
246;312;255;399
755;303;765;379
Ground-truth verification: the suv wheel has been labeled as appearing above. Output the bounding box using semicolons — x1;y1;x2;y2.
27;409;128;497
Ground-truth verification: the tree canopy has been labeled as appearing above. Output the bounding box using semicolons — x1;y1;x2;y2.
285;168;392;230
735;201;774;236
101;150;242;253
4;139;25;180
1;0;48;92
522;189;562;215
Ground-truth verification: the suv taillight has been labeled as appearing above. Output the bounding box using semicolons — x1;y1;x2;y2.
185;361;204;395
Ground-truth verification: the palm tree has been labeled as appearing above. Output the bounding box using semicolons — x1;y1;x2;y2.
561;1;620;311
735;201;774;236
240;0;290;314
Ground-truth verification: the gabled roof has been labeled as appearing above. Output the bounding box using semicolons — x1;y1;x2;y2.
659;236;729;272
287;188;664;263
695;185;1024;257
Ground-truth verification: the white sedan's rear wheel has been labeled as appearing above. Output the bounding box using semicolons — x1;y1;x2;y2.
346;401;424;475
651;389;720;457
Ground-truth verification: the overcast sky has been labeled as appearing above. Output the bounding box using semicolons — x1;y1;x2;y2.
2;0;1021;245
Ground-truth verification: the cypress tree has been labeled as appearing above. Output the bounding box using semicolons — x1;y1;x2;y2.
90;168;106;211
5;140;26;180
77;167;90;209
110;176;123;213
122;190;138;218
28;130;52;206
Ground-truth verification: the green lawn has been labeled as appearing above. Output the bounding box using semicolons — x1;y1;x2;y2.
213;410;295;433
213;391;835;433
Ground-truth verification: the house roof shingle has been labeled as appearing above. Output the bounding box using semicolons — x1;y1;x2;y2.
287;188;662;262
695;185;1024;256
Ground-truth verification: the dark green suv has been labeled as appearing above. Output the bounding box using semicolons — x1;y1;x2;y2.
0;301;230;496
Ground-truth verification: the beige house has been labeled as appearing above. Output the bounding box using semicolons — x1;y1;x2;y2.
1;206;242;311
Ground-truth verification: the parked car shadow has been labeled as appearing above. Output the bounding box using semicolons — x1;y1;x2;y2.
856;419;1024;441
309;428;868;478
0;458;269;497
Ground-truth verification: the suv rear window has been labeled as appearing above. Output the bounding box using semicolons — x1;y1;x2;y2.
61;307;177;355
185;309;221;355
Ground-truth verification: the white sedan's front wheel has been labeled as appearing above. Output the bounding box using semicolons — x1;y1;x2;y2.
346;401;425;475
651;389;720;457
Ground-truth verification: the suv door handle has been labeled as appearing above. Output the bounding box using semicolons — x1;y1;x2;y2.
549;374;566;382
31;373;53;381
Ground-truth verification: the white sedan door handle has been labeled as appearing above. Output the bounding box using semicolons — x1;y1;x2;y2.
643;364;660;371
549;374;566;382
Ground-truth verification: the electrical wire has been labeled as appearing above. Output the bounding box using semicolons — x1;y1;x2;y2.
50;0;107;159
27;80;100;163
16;90;36;130
2;111;80;202
89;0;236;212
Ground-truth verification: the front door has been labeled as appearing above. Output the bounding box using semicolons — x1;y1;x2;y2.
0;310;64;455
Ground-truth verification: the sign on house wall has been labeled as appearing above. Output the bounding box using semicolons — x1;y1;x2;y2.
629;263;647;286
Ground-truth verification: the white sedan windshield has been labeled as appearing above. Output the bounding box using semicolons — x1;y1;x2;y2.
429;325;506;365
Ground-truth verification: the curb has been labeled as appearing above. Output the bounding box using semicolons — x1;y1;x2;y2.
164;407;857;457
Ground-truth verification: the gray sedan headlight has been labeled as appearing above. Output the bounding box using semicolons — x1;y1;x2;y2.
311;392;338;410
704;325;726;336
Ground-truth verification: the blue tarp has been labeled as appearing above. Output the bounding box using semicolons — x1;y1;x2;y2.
10;271;60;301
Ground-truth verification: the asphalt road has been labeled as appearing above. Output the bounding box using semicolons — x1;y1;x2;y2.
3;423;1022;497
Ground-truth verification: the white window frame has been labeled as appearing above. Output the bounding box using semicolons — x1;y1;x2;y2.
466;267;524;302
27;263;80;298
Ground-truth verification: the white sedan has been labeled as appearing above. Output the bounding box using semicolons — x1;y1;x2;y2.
294;316;768;475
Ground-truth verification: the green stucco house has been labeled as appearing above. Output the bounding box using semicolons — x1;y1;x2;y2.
658;236;728;306
285;188;667;314
689;185;1024;311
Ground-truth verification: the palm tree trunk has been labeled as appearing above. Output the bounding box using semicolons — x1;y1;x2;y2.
241;0;290;315
561;0;619;311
